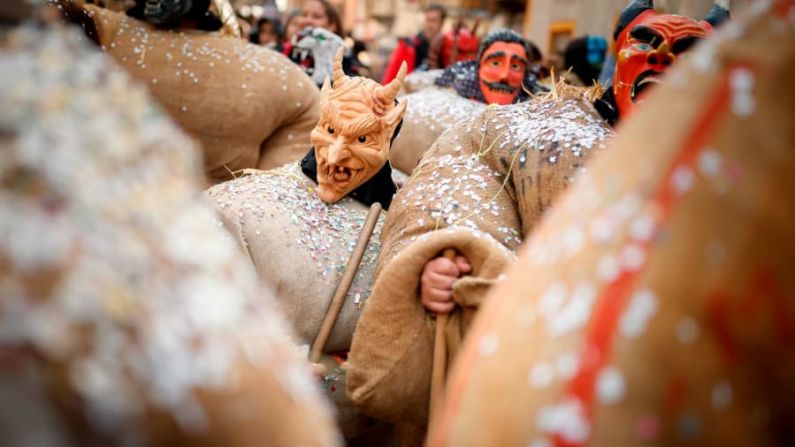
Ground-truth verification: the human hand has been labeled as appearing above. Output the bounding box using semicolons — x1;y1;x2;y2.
420;254;471;314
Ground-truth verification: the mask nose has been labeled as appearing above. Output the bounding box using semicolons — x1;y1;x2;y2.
327;138;350;165
646;41;676;70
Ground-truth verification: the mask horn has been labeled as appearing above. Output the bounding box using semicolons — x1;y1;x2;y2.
704;0;731;28
378;61;407;104
333;47;346;88
613;0;654;41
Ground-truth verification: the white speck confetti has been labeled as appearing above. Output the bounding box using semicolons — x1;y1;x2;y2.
676;317;700;344
698;149;722;176
712;380;733;410
597;254;620;282
671;166;695;194
619;288;658;338
479;333;500;356
596;366;626;405
528;362;554;389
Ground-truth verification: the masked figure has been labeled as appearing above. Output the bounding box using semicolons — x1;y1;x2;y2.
435;29;544;105
290;26;346;86
205;50;407;442
389;29;545;175
597;0;730;123
347;2;731;443
430;2;795;445
428;25;480;69
58;2;320;183
0;4;339;445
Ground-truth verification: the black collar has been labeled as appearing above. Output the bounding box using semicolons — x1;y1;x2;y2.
300;148;396;210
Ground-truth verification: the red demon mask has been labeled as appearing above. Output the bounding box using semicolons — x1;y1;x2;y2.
612;0;729;119
442;28;480;67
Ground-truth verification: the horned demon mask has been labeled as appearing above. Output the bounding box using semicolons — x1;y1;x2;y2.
612;0;729;118
312;49;407;204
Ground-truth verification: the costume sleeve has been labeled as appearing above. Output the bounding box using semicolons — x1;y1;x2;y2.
348;96;613;428
346;110;519;427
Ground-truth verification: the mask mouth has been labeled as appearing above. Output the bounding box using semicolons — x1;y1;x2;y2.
482;80;519;94
324;164;357;189
631;70;663;102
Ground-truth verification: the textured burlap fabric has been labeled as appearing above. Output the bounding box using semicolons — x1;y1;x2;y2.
84;5;320;183
206;164;384;353
390;87;486;174
0;22;339;447
206;165;389;441
430;3;795;446
347;93;613;428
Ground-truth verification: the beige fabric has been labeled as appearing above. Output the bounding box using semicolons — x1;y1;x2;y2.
390;87;486;174
0;22;339;446
84;5;320;183
430;5;795;446
207;164;384;352
206;165;388;441
347;94;613;428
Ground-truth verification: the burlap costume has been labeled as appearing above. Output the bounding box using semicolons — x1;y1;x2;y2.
206;166;387;440
207;165;383;353
347;91;613;429
0;20;339;446
83;5;320;183
430;2;795;446
389;87;485;174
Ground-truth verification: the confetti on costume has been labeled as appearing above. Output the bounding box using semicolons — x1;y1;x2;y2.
430;2;795;446
0;11;339;447
347;85;612;431
206;50;407;441
390;30;546;175
79;4;321;183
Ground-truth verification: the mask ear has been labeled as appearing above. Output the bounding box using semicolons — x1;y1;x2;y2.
384;99;408;129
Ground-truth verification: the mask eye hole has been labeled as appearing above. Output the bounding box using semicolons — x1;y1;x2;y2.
327;126;335;134
358;135;367;143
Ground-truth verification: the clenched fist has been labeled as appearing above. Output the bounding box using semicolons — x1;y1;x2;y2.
420;254;472;314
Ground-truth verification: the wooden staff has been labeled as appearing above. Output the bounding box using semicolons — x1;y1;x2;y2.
430;248;457;421
309;203;383;363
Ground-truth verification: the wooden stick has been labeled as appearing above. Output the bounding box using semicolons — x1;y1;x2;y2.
309;203;383;363
430;248;457;421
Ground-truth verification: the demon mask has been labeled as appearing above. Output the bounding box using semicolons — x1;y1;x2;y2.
477;29;530;105
312;49;407;204
612;0;729;118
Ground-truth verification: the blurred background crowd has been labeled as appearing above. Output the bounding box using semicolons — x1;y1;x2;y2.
88;0;747;85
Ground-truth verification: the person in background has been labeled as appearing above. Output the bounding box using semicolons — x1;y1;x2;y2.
282;8;302;46
562;35;608;86
298;0;342;36
416;3;446;70
287;0;363;83
251;15;283;51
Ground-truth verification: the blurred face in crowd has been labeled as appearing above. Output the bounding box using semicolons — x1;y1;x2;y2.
284;13;301;42
478;41;528;105
299;0;337;34
424;9;443;37
258;21;278;46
